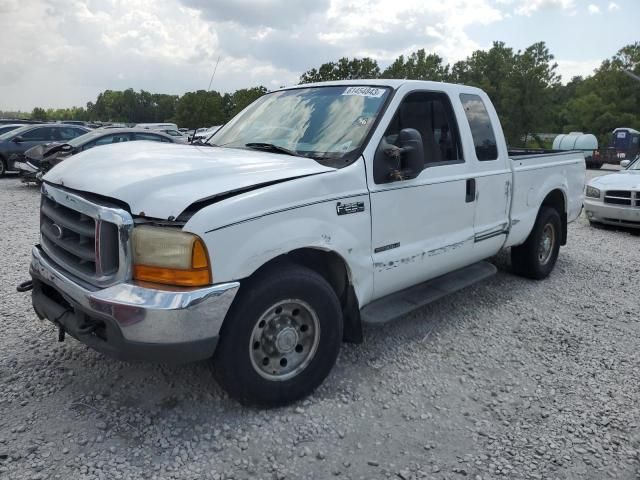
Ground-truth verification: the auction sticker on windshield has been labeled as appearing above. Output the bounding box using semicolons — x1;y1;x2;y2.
342;86;386;98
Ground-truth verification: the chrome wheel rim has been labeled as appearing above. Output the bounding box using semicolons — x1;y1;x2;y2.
538;223;555;265
249;299;320;381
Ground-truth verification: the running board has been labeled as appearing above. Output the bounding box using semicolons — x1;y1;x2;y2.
361;261;497;324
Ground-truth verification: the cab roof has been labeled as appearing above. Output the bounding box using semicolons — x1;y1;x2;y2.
279;79;484;96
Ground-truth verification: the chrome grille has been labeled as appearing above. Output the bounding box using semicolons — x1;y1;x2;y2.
40;184;134;287
41;196;98;276
604;190;637;207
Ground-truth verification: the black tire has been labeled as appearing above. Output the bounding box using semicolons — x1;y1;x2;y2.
0;158;6;177
511;206;562;280
212;264;343;406
593;163;603;169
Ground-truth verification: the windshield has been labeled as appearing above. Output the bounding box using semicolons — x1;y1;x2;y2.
628;155;640;170
209;85;391;165
0;125;31;141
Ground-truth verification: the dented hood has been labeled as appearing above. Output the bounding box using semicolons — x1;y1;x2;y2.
44;141;335;219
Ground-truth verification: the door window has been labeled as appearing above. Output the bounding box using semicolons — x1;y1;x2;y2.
21;127;55;141
57;127;86;140
374;91;463;183
460;94;498;161
93;134;130;146
134;133;163;142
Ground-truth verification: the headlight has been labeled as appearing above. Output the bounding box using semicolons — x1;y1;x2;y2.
585;186;601;198
132;226;212;287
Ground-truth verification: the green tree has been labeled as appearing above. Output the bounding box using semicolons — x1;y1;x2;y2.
224;86;268;120
563;42;640;144
501;42;560;146
31;107;48;121
381;49;449;81
299;57;380;83
448;42;516;119
173;90;226;129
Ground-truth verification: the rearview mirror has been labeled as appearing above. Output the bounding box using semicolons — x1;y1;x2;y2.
620;159;630;168
12;136;24;143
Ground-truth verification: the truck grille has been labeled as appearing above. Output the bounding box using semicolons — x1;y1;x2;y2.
604;190;639;207
40;184;133;287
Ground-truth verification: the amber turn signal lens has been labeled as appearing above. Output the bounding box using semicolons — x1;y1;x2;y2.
133;264;211;287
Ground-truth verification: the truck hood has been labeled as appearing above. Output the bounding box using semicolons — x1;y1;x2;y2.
590;171;640;189
44;141;336;219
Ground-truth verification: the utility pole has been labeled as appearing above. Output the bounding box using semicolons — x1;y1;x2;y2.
208;56;221;91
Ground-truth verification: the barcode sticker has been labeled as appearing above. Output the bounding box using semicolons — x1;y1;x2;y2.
342;86;385;98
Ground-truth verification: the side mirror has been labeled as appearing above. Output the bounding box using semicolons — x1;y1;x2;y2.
620;159;630;169
12;136;24;143
396;128;425;177
374;128;425;183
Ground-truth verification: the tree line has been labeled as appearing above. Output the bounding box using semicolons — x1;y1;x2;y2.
300;41;640;146
8;86;268;130
3;41;638;147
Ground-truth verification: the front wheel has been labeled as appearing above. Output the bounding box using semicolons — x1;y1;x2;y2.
212;264;343;406
0;158;6;177
511;206;562;280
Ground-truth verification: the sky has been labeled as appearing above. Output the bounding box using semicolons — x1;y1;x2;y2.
0;0;637;111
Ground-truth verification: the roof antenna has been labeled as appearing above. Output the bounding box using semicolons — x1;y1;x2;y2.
208;56;221;91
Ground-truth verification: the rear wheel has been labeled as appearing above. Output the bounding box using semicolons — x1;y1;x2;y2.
511;206;562;280
212;264;343;406
0;158;6;177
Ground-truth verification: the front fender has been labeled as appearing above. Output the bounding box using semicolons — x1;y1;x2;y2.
193;195;374;307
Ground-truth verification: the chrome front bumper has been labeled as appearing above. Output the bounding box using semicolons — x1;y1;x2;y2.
30;245;240;362
584;198;640;228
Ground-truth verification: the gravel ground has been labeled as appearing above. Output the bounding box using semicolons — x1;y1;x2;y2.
1;167;639;480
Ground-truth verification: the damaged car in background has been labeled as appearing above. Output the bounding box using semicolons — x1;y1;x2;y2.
18;128;178;183
0;123;90;176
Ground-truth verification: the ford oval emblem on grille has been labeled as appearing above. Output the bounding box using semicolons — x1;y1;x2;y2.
51;223;63;239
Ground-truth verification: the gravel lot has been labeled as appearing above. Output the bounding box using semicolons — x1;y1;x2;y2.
1;167;639;480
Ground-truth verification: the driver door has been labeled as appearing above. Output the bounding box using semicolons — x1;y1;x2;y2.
367;90;476;298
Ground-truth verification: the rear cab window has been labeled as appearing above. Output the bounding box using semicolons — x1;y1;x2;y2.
460;94;498;161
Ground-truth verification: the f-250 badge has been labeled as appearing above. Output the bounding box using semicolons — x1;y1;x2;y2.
336;201;365;216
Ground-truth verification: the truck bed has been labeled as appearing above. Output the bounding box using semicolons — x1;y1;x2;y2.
505;149;585;249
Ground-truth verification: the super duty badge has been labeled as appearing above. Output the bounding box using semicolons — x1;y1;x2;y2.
336;201;365;216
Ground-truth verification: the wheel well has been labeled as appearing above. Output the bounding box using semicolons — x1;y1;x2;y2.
251;248;363;344
541;189;567;245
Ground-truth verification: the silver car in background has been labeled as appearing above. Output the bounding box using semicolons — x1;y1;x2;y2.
584;155;640;228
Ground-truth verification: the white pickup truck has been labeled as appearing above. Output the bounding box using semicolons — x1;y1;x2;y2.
26;80;585;406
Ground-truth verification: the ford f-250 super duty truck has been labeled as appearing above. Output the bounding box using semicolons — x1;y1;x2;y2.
25;80;585;406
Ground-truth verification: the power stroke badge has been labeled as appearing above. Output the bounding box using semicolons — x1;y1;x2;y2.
336;201;365;216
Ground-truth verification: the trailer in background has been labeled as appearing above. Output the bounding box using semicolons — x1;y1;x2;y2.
592;127;640;168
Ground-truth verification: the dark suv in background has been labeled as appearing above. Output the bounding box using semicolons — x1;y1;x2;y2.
0;124;89;176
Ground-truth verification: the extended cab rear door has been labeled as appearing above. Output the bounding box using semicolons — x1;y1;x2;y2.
364;86;477;299
457;92;512;259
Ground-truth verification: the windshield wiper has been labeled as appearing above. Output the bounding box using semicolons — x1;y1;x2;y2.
244;142;302;157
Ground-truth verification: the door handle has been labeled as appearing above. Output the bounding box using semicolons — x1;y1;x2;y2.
465;178;476;203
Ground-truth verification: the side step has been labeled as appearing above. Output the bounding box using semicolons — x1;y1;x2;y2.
361;261;497;324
